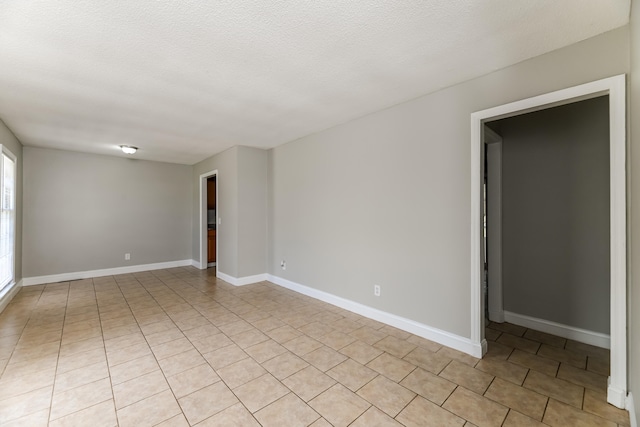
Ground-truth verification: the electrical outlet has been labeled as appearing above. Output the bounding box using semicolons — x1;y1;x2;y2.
374;285;381;296
280;260;286;270
218;217;221;225
125;253;131;261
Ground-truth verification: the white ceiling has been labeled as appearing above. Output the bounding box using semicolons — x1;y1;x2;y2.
0;1;630;165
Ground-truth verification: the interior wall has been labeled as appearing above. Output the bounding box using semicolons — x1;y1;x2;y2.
493;96;610;334
267;26;629;338
0;120;22;284
22;147;192;278
629;0;640;418
192;146;239;277
237;146;268;277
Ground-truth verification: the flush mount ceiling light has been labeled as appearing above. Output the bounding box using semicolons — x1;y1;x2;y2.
120;145;138;154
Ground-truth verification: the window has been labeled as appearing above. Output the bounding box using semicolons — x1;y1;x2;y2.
0;147;16;291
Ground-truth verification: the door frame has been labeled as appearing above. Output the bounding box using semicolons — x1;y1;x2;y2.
483;126;504;323
199;169;218;270
470;74;627;408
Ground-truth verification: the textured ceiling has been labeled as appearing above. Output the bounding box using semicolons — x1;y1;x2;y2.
0;1;630;164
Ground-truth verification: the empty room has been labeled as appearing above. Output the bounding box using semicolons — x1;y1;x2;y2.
1;1;640;426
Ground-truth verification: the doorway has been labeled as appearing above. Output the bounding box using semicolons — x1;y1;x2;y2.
470;75;627;408
199;169;218;271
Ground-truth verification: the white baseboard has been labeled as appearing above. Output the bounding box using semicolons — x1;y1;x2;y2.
503;311;610;349
627;392;637;427
0;279;22;314
216;271;268;287
267;274;483;358
22;260;194;286
191;259;201;269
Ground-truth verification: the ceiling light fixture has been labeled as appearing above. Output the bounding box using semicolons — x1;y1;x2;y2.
120;145;138;154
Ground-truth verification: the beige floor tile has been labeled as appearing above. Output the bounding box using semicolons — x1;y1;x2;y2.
0;385;53;424
373;335;416;358
154;413;189;427
406;335;443;352
54;360;109;393
403;346;452;374
309;384;370;427
543;398;616;427
379;325;411;340
340;340;383;365
266;325;303;343
283;365;336;402
191;332;234;354
496;333;541;354
218;319;254;336
107;342;152;367
230;328;269;349
283;335;324;356
582;388;630;426
255;393;320;427
302;345;348;372
565;340;610;360
484;341;514;360
261;351;310;380
508;349;559;377
108;354;160;385
442;387;508;427
537;344;587;369
319;330;357;350
243;339;286;363
202;343;247;369
197;403;260;427
523;329;567;348
251;316;286;332
49;400;117;427
233;373;289;412
367;352;416;382
349;326;388;345
113;370;169;409
299;321;335;339
217;357;267;389
439;360;494;395
2;408;50;427
557;362;608;391
116;389;181;427
103;332;146;353
523;370;584;408
396;395;465;427
10;341;60;362
502;410;546;426
350;406;403;426
484;377;547;420
166;363;220;398
356;375;415;417
400;367;456;405
487;322;526;337
178;381;238;425
484;328;501;342
158;348;206;377
327;358;378;392
309;417;333;426
150;337;194;360
586;356;609;376
436;347;480;367
0;367;55;400
50;377;113;420
475;356;528;385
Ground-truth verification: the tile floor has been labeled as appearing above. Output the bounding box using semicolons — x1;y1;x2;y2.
0;267;630;426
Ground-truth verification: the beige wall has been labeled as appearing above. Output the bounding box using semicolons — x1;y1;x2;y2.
0;120;22;284
267;27;629;338
22;147;192;278
629;1;640;419
495;96;610;334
